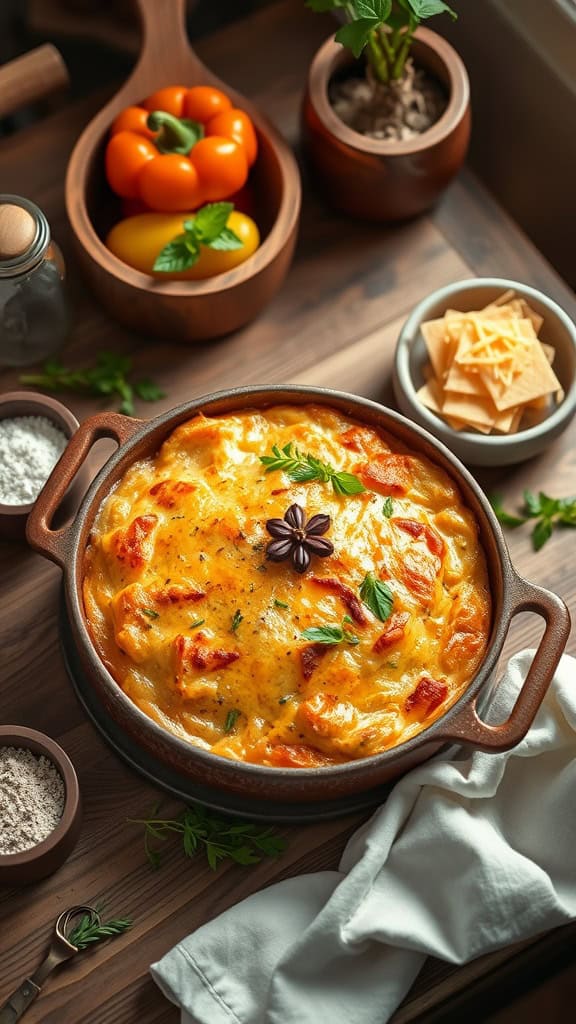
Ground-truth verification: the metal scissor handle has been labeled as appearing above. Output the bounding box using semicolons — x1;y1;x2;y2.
0;906;100;1023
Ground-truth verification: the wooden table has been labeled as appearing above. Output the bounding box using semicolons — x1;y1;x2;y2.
1;3;575;1021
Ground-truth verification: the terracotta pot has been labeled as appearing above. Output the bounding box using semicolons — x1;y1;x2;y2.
26;387;569;809
302;28;471;221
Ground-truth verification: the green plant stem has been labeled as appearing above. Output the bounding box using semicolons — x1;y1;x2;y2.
367;31;389;83
391;28;414;79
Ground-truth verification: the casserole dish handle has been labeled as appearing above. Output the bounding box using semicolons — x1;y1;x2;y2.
26;412;143;569
434;574;570;752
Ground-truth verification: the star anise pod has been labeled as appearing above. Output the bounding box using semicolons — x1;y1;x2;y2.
265;504;334;574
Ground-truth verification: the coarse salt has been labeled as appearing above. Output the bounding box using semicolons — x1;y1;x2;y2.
0;745;65;855
0;414;67;505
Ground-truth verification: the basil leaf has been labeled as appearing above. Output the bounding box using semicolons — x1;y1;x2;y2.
193;202;234;244
331;471;366;495
405;0;456;20
208;227;244;252
359;573;394;621
335;19;379;58
300;625;344;645
355;0;392;20
153;237;200;273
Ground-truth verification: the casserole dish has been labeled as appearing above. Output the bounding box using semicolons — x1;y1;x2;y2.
26;386;570;807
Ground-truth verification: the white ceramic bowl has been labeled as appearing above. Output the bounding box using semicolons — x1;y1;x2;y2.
392;278;576;467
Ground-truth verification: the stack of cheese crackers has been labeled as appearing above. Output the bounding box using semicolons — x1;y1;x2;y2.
417;290;564;434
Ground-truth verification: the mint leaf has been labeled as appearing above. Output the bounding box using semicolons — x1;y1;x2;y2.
331;471;366;496
193;202;234;243
153;237;199;273
359;573;394;621
490;494;526;529
134;378;166;402
301;625;346;644
532;518;553;552
335;18;379;58
208;227;244;252
522;490;543;517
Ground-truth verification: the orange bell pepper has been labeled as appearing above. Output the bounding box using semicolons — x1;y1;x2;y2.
106;85;258;213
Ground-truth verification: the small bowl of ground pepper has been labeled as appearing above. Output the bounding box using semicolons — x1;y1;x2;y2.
0;725;82;885
0;390;86;540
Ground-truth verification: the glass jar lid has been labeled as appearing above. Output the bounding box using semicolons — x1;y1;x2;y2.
0;195;51;278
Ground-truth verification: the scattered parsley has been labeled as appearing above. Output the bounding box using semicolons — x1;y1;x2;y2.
231;609;243;632
279;694;292;704
359;573;394;621
259;442;365;496
301;619;359;646
274;599;289;609
20;352;165;416
130;803;287;872
490;490;576;551
225;708;241;733
189;618;205;629
141;608;159;619
382;498;394;518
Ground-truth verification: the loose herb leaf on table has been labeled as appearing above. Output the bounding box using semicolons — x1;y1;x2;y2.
67;911;132;951
260;443;365;496
20;353;165;416
130;803;287;872
490;490;576;551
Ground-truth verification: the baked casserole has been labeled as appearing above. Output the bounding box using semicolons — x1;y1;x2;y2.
83;404;491;767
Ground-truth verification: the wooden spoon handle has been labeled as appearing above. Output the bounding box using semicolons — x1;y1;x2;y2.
130;0;207;92
0;45;69;120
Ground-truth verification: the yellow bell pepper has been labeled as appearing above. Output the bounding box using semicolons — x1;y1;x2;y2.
106;207;260;281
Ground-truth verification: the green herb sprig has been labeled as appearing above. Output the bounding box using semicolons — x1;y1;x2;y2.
153;202;243;273
491;491;576;551
260;442;365;496
130;803;287;872
359;573;394;621
67;910;132;951
301;615;359;646
20;352;165;416
224;708;241;732
307;0;456;84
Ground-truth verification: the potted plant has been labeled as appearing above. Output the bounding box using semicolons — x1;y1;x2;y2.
302;0;470;221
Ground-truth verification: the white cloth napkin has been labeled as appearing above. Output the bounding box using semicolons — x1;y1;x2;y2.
151;650;576;1024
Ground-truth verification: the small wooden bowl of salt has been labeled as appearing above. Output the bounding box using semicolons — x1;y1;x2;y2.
0;391;86;540
0;726;82;885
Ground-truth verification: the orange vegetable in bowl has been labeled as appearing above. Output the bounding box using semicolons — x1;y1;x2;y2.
105;85;258;212
106;204;260;281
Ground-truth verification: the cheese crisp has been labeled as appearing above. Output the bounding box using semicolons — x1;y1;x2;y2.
83;405;491;768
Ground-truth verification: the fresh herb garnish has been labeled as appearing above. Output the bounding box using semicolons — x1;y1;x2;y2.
153;202;243;273
130;803;286;871
301;619;359;646
359;573;394;621
491;491;576;551
260;443;365;496
231;609;243;632
142;608;159;619
20;352;165;416
224;708;241;732
189;618;205;629
274;599;289;609
67;910;132;951
382;498;394;518
279;694;292;704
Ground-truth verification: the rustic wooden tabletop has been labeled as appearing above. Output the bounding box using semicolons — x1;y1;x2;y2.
1;2;575;1022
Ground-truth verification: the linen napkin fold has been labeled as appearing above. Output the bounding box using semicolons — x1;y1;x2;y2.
151;649;576;1024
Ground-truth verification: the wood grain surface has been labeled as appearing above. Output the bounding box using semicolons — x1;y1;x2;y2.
1;2;575;1022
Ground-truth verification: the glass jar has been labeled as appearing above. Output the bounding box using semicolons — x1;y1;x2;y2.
0;195;69;367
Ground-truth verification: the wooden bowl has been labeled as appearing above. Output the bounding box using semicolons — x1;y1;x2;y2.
65;0;301;343
0;726;82;885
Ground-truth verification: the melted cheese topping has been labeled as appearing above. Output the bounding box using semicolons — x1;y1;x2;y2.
83;404;491;767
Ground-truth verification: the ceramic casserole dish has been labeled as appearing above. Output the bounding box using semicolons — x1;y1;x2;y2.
26;386;570;806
